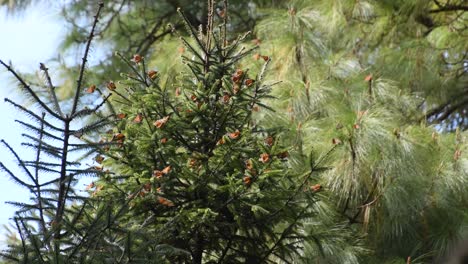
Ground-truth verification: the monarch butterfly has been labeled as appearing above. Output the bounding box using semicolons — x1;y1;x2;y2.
245;79;255;87
148;70;158;80
95;155;104;164
222;93;231;104
228;130;240;139
243;175;252;185
310;184;321;192
116;113;127;119
217;137;226;145
153;170;164;179
259;153;270;163
189;158;198;168
132;54;142;63
133;114;143;123
85;182;95;190
245;159;254;170
154;116;170;128
264;136;274;147
86;85;96;93
143;182;151;192
161;166;171;174
107;81;116;90
332;138;342;145
158;197;175;207
113;133;125;141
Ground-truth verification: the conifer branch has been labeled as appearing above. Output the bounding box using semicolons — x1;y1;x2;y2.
13;217;28;263
0;162;34;189
5;98;65;133
71;2;104;115
205;0;215;74
40;63;64;118
34;113;48;234
0;139;36;186
71;93;111;119
177;8;208;55
222;0;228;51
52;100;81;238
16;120;64;142
0;60;63;120
116;52;147;86
430;1;468;13
426;95;468;124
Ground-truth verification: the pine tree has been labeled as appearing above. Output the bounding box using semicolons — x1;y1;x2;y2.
253;1;468;262
89;3;333;262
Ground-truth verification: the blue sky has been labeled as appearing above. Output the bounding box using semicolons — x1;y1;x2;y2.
0;3;63;242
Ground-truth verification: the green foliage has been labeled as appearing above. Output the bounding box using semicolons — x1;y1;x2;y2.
90;7;327;262
1;0;467;263
254;0;468;262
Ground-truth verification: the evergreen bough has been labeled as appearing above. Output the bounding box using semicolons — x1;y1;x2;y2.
91;3;326;262
0;1;334;263
0;3;133;263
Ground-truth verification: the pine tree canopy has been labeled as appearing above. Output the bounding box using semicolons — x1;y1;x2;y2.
0;0;467;263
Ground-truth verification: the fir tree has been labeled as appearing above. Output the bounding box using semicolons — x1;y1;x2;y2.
89;3;334;262
0;3;133;262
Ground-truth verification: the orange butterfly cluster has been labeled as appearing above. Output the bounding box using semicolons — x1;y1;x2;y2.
154;116;170;128
137;182;153;198
95;155;104;164
253;53;269;61
217;137;226;145
107;81;116;90
116;113;127;119
148;70;158;80
243;176;252;185
158;196;175;207
86;85;96;93
259;153;270;163
132;54;143;64
232;69;244;84
332;138;342;145
153;165;171;179
133;113;143;123
112;133;125;143
245;159;254;171
228;130;240;139
310;184;321;192
245;79;255;87
85;182;95;190
92;185;103;197
264;136;274;147
188;158;198;168
222;93;231;104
